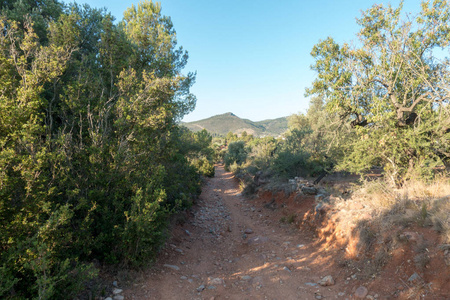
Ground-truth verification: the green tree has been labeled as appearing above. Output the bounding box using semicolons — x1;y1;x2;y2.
0;0;201;297
306;0;450;183
121;0;197;119
247;136;277;170
288;96;350;172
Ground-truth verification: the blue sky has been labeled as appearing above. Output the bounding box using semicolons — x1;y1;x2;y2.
69;0;422;122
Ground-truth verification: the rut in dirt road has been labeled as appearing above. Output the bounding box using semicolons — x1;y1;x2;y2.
124;165;354;300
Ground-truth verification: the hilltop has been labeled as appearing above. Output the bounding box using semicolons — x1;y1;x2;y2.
182;112;288;136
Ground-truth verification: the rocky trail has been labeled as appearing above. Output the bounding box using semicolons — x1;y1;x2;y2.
119;165;378;300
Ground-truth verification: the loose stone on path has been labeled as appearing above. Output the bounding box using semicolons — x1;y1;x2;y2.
305;282;318;287
354;286;369;298
318;275;335;286
208;277;225;285
163;264;180;271
196;284;205;292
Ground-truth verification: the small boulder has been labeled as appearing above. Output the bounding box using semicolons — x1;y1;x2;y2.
302;186;318;195
283;266;291;272
196;284;205;292
354;286;368;299
317;188;328;195
318;275;334;286
244;228;253;234
208;277;224;285
163;264;180;271
113;288;123;295
407;272;421;284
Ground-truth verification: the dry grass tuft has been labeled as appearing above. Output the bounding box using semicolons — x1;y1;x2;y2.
346;176;450;243
315;174;449;288
280;213;297;224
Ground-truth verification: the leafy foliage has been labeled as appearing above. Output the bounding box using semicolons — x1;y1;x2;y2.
224;141;248;170
0;0;210;298
306;0;450;184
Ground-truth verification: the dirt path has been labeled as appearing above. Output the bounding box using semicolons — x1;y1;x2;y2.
123;165;353;300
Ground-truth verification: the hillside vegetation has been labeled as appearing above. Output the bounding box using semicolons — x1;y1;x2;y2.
222;0;450;186
0;1;215;298
220;1;450;296
183;112;288;137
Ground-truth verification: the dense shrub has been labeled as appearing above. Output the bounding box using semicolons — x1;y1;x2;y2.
271;150;313;179
224;141;248;170
0;1;210;298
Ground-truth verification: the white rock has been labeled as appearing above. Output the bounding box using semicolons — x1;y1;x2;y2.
113;288;123;295
163;264;180;271
318;275;335;286
208;277;224;285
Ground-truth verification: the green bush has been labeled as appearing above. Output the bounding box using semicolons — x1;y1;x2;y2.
191;156;215;177
271;150;313;179
0;1;205;298
224;141;248;170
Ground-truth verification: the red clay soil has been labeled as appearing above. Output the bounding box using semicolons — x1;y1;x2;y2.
121;165;449;300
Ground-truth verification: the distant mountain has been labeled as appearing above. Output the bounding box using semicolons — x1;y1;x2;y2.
182;112;289;137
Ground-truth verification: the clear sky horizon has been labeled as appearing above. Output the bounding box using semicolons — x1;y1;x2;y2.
67;0;422;122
